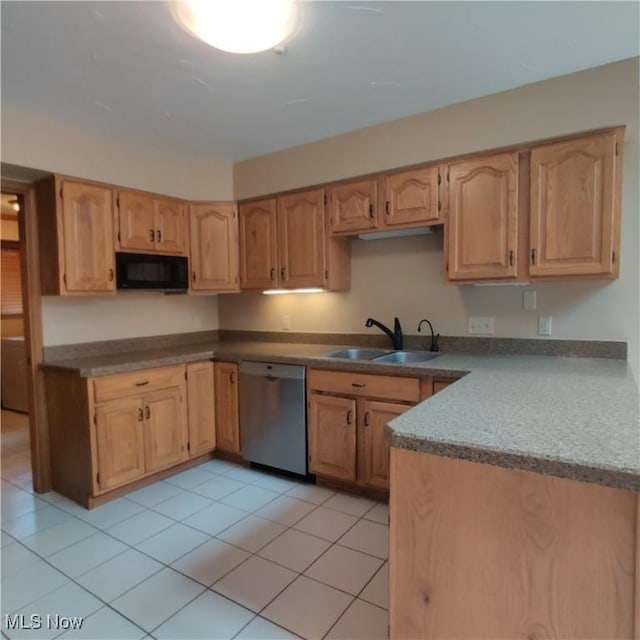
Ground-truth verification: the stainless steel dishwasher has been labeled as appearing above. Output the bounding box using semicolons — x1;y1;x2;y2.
238;361;307;476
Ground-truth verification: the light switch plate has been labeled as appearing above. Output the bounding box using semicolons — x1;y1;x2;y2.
282;315;291;330
468;317;494;335
523;290;537;311
538;316;552;336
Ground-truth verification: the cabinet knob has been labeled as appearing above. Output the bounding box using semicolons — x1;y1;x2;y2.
270;268;275;281
135;380;150;387
531;248;536;265
229;371;236;384
108;268;114;281
192;271;197;282
145;406;150;419
346;409;353;425
369;204;374;219
281;267;286;281
150;229;155;242
137;408;143;422
509;250;514;267
364;412;370;427
385;201;390;216
157;229;162;242
351;382;366;388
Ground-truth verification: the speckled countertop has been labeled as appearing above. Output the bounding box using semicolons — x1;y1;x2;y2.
42;340;640;492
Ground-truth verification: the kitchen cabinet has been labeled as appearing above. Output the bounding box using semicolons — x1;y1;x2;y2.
432;378;456;394
382;165;442;228
390;449;638;638
44;363;206;507
115;189;188;256
214;362;240;454
446;152;519;281
186;361;216;456
239;190;350;291
328;178;378;234
307;369;422;490
529;129;622;278
35;176;116;295
190;202;239;292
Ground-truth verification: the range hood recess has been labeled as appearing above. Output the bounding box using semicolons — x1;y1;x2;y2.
357;227;438;241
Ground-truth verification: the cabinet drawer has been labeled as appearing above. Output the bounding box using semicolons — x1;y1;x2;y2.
93;365;185;403
308;369;420;403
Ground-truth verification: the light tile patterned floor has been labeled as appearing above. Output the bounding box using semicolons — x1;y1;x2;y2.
1;410;389;639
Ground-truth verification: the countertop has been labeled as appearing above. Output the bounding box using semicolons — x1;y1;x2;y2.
42;339;640;492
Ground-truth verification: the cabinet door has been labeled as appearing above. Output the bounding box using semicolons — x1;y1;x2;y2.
95;397;145;492
328;179;378;235
187;362;216;456
143;387;188;473
308;393;356;482
447;153;518;281
278;189;326;288
60;180;115;293
214;362;240;453
190;203;239;292
116;190;155;252
530;131;621;277
155;198;188;255
239;199;278;289
359;400;409;490
383;166;441;228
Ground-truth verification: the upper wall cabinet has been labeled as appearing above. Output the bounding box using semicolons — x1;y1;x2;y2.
382;166;442;228
328;179;378;235
36;176;116;295
190;202;239;293
446;152;519;281
529;130;622;278
115;190;188;256
239;190;350;291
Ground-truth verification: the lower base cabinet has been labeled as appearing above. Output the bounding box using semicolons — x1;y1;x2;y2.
45;361;215;506
214;362;241;454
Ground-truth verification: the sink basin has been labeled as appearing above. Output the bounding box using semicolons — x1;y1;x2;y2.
322;348;392;360
373;350;440;364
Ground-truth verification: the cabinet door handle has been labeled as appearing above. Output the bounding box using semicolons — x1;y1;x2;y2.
369;203;374;219
509;250;514;266
192;271;197;282
270;268;275;281
157;229;162;242
137;408;143;422
364;411;370;427
531;248;536;264
229;371;236;384
385;201;390;216
346;410;353;425
150;229;155;242
145;406;150;419
108;268;114;281
351;382;366;388
135;380;150;387
281;267;286;281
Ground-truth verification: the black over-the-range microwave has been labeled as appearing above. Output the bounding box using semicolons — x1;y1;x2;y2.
116;252;189;291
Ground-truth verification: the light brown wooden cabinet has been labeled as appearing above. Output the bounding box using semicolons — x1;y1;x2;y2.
115;190;188;256
45;362;213;507
190;202;239;292
307;369;421;490
35;177;116;295
382;166;442;228
239;190;350;291
446;152;519;281
529;129;622;278
214;362;240;454
328;178;379;234
390;449;639;639
186;362;216;456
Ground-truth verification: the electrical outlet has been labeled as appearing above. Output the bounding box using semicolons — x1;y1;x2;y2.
282;315;291;331
523;290;537;311
538;316;552;336
468;317;494;335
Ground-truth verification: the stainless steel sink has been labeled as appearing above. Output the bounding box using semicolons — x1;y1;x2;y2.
372;350;440;364
322;348;392;360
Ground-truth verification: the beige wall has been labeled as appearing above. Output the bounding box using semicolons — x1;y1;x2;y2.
227;58;640;381
1;109;231;345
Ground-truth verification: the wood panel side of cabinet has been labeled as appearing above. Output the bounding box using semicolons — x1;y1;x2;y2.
190;202;239;292
239;199;278;289
447;152;519;281
35;176;65;295
390;449;637;639
214;362;240;453
115;190;155;252
308;392;357;482
44;370;95;505
529;129;622;278
187;362;216;456
277;189;326;288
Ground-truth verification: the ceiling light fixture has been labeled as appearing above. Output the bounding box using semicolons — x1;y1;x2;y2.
171;0;299;54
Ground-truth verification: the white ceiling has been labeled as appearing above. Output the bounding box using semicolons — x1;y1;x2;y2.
1;1;638;162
